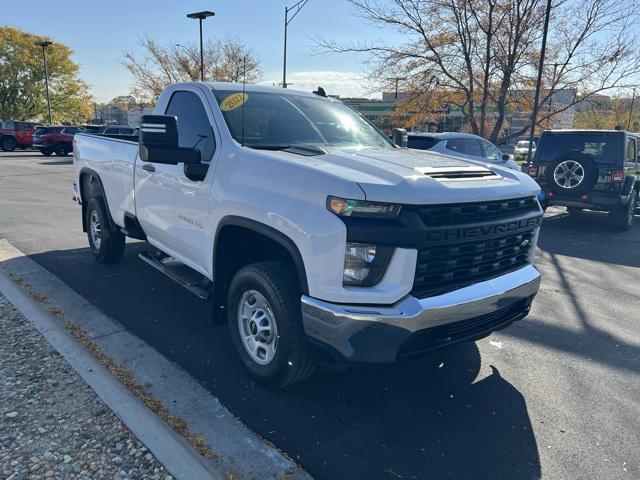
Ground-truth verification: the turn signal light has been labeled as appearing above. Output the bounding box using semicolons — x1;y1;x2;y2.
612;171;625;182
527;165;538;177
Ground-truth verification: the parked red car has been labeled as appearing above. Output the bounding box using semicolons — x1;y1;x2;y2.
32;126;80;156
0;120;40;151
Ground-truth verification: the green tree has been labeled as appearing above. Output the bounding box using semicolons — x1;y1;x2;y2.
0;26;93;124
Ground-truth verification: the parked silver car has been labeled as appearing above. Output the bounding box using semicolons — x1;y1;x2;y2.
407;132;521;171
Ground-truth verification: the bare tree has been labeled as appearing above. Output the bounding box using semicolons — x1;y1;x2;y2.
123;36;262;102
317;0;640;142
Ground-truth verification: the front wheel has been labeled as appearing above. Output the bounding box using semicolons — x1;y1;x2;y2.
228;261;314;388
55;143;69;156
610;190;638;231
85;197;125;263
39;149;53;157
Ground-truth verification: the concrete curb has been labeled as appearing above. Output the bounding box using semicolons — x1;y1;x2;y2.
0;265;222;480
0;239;310;480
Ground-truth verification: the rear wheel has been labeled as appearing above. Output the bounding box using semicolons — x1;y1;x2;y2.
85;197;125;263
610;189;637;231
1;137;17;152
55;143;69;156
39;148;53;157
228;261;314;388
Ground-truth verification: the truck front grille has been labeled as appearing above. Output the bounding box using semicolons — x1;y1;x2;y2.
416;196;539;226
410;197;540;299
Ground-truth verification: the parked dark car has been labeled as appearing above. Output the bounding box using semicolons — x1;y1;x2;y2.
80;124;137;136
527;129;640;229
32;126;80;156
0;120;40;151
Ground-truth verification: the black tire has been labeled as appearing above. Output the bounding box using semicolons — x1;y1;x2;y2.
85;197;125;263
228;261;314;388
1;136;17;152
39;148;53;157
544;153;598;197
55;143;69;156
610;189;638;231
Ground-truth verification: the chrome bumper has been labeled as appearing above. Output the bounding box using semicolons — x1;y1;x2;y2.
301;264;541;363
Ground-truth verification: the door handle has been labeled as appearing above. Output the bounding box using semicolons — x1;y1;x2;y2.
142;163;155;173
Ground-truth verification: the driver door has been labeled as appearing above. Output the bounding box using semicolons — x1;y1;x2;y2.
135;89;217;274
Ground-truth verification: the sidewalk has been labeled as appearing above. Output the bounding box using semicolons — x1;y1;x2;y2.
0;293;173;480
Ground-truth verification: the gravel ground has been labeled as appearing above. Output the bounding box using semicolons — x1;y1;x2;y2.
0;294;174;480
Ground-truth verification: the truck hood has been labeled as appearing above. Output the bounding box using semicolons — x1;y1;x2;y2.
295;147;540;205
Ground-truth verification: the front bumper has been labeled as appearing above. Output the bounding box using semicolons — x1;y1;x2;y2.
302;264;541;363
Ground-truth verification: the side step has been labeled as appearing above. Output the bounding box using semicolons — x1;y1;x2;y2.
138;251;212;300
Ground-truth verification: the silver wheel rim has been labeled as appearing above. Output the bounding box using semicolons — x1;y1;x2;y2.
553;160;585;189
89;210;102;250
237;290;278;365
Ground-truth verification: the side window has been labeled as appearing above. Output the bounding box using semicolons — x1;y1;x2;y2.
462;138;483;157
481;141;502;162
445;138;464;153
626;137;636;166
64;127;79;135
165;91;215;162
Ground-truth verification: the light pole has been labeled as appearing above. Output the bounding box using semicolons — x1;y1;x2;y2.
526;0;552;164
187;11;215;81
35;41;53;124
282;0;308;88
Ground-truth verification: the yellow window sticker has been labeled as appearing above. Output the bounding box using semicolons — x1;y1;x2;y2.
220;92;248;111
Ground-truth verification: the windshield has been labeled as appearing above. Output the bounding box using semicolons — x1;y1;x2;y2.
516;141;532;148
212;90;393;150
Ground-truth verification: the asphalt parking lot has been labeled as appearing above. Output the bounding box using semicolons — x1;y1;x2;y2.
1;150;639;479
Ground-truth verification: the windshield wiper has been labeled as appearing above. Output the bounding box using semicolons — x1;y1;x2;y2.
247;145;326;156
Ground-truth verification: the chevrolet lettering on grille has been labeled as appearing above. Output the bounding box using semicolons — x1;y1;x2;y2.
424;216;542;243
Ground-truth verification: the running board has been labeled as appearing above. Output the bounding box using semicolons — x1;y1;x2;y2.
138;251;212;300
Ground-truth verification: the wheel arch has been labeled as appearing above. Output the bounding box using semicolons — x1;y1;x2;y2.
213;216;309;296
78;168;116;233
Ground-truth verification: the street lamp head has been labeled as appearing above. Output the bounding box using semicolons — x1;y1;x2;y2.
187;11;215;20
35;41;53;48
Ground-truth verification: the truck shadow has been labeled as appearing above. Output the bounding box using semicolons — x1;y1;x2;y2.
38;159;73;166
3;245;541;480
538;209;640;268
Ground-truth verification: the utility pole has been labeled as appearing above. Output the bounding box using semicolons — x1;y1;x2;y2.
35;41;53;124
628;89;636;130
282;0;308;88
387;77;406;104
527;0;553;164
187;11;215;82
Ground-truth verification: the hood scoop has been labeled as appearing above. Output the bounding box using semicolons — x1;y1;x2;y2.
416;165;497;181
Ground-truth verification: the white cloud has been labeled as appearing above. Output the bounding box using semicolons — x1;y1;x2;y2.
260;71;375;99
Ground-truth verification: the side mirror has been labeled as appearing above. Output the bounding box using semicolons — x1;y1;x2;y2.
502;154;511;161
391;128;408;148
139;115;200;165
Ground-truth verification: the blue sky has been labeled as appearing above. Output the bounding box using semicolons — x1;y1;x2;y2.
4;0;393;102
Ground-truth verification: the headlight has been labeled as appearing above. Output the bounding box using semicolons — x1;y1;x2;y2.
343;243;394;286
327;196;401;218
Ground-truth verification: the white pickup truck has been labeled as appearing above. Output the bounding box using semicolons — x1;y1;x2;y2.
73;82;543;388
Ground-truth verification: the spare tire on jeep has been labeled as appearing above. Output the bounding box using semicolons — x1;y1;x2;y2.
545;153;598;197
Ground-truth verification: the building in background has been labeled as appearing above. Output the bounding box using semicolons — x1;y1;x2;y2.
92;102;153;127
340;88;579;143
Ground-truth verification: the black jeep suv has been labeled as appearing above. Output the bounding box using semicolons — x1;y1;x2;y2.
527;129;640;229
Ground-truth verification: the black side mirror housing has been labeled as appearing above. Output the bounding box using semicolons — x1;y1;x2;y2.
391;128;408;148
502;154;511;161
139;115;200;165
